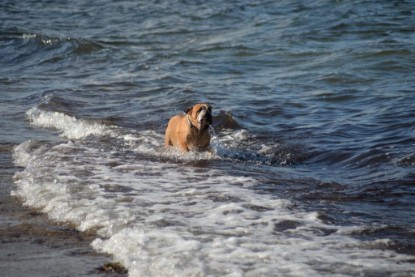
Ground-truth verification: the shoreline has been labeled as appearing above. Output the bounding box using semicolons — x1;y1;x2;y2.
0;145;126;277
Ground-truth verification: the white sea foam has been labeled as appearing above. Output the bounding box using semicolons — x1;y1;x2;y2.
12;138;415;276
12;108;415;276
26;107;115;140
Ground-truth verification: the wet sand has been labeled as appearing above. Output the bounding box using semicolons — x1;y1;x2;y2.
0;145;126;277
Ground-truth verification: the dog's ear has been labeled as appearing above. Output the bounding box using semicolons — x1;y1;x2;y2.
185;107;193;114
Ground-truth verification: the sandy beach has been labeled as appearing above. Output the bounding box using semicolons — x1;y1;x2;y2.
0;145;125;277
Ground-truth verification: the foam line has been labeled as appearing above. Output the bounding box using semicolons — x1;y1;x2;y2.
26;107;114;140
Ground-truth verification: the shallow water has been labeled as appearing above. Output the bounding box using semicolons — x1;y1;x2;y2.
1;0;415;276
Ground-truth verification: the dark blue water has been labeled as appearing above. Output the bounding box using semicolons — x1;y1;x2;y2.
1;1;415;276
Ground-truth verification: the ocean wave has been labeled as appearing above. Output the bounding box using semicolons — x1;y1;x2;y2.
11;101;415;275
1;30;104;68
24;97;307;167
21;32;103;54
12;136;415;276
26;106;115;140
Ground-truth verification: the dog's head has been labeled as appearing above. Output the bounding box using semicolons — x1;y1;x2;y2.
186;103;212;130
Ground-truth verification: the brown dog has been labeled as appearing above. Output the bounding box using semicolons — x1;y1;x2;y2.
165;103;212;152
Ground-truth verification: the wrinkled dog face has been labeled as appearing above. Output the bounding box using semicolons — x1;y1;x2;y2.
186;104;212;130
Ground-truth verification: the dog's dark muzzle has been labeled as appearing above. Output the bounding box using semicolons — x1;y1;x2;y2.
205;111;212;125
197;108;212;127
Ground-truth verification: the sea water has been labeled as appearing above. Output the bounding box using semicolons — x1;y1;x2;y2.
2;0;415;276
